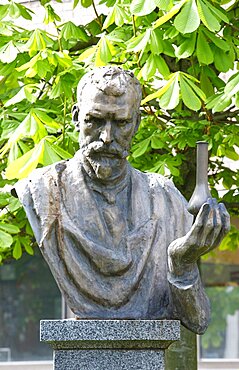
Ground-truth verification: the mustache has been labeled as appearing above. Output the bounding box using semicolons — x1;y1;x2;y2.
81;141;128;158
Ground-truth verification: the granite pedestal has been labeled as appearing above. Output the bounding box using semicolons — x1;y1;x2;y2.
40;319;180;370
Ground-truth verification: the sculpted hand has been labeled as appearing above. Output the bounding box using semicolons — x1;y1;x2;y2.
168;198;230;277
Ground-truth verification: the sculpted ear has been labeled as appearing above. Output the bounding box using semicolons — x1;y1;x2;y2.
72;104;80;130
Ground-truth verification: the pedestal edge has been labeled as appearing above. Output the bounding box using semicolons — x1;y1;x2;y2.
40;319;180;350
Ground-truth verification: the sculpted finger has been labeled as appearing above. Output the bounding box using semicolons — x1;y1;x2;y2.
200;205;215;245
219;203;231;234
187;203;210;246
211;198;219;226
205;203;230;251
191;202;210;233
202;230;222;255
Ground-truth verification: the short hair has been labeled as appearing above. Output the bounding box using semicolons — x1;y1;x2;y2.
76;66;142;110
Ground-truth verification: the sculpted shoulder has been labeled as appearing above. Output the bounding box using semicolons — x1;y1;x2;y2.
131;166;187;202
130;167;193;234
15;159;72;198
14;159;74;246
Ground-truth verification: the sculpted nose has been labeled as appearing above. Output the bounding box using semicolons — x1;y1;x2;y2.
100;121;112;144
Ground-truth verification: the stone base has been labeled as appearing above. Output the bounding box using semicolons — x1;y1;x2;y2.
54;349;164;370
40;319;180;370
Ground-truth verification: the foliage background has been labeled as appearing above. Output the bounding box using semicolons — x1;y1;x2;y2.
0;0;238;355
0;0;238;264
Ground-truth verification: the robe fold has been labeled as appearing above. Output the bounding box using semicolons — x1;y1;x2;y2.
15;154;210;334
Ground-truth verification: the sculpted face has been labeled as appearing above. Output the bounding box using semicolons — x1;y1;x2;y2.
77;86;140;181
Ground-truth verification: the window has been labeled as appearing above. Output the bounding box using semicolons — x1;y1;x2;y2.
200;248;239;364
0;250;61;362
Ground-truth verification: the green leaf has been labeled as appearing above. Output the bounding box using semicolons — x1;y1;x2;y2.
13;239;22;259
60;21;89;42
20;237;34;255
202;29;229;51
25;29;54;57
5;138;69;180
0;193;10;207
0;41;19;63
50;73;74;99
154;0;173;11
42;140;62;166
40;0;51;5
197;0;221;32
181;73;206;100
206;93;231;112
150;29;164;54
33;109;61;130
78;46;97;62
0;5;9;20
16;3;34;20
99;0;116;5
196;30;214;65
73;0;80;8
148;162;165;175
154;55;170;78
24;243;34;255
12;111;47;144
5;141;44;180
204;0;229;23
174;0;200;34
80;0;92;7
102;5;116;29
49;144;73;160
16;53;40;73
17;141;31;156
132;137;150;158
163;27;179;39
224;148;239;161
142;74;176;104
224;73;239;98
95;36;115;66
213;48;234;73
8;2;21;18
0;230;13;249
130;0;157;16
0;223;20;234
138;54;156;80
4;85;37;107
167;163;180;176
235;93;239;108
0;21;13;35
127;29;151;53
160;74;180;109
107;27;132;43
24;85;38;103
8;143;22;164
103;4;129;29
200;69;214;97
151;135;164;149
116;7;129;27
175;33;196;59
153;0;188;29
44;4;61;24
180;75;202;110
54;51;73;68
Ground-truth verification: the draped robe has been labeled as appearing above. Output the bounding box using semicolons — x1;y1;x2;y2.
15;153;210;334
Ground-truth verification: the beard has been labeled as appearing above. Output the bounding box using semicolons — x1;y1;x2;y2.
81;141;128;180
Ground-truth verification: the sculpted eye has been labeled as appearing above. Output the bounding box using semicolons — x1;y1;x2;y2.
85;116;104;126
84;119;94;128
117;120;130;127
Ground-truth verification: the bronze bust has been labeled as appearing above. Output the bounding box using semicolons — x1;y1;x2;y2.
15;67;230;334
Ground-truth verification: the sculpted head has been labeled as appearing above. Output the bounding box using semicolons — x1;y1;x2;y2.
72;66;142;181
